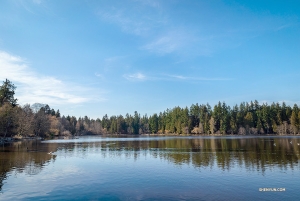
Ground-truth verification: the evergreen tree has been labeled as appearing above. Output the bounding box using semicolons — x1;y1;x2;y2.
0;79;18;107
56;109;60;118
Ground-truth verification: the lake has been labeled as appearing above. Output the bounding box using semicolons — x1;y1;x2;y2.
1;136;300;200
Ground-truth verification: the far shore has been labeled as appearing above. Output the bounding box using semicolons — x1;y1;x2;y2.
2;133;300;144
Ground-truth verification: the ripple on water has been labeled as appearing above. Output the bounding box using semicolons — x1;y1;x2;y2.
1;136;300;200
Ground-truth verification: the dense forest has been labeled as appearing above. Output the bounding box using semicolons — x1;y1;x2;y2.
1;79;300;139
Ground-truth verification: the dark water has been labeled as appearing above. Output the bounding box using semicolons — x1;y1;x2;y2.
1;136;300;201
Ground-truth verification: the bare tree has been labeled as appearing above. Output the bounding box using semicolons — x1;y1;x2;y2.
199;122;204;134
48;116;62;136
290;125;298;135
60;116;71;133
191;127;200;134
61;130;72;136
209;117;215;134
191;122;204;134
33;109;50;138
181;126;189;134
15;104;34;137
249;127;258;135
83;121;90;132
238;127;246;135
259;128;265;134
75;121;81;134
283;121;288;134
90;121;102;134
277;124;283;135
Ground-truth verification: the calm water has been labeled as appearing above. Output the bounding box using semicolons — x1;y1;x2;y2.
1;136;300;200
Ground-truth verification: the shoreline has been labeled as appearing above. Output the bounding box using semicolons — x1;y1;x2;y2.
2;133;300;144
102;133;300;137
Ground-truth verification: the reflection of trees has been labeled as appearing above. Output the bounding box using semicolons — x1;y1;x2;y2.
0;140;57;191
3;137;299;192
98;138;300;172
53;137;300;173
24;162;43;175
0;171;6;192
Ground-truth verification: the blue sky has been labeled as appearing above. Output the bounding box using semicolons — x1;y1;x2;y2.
0;0;299;118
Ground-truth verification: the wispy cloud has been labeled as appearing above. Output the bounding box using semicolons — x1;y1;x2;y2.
0;51;105;106
98;9;151;36
168;75;187;80
123;73;146;81
141;27;209;55
96;2;214;56
122;72;230;82
96;0;167;36
167;74;232;81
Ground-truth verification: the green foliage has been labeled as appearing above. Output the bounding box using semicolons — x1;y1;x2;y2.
1;79;300;137
97;100;300;135
0;79;17;107
0;103;16;137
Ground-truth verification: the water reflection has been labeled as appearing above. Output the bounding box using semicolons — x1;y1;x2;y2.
46;136;300;170
0;140;57;191
1;136;300;195
57;137;299;164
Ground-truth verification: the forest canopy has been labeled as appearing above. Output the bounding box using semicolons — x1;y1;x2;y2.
1;79;300;139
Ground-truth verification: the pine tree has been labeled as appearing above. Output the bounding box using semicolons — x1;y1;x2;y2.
0;79;18;107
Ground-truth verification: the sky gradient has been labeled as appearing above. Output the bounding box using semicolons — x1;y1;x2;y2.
0;0;299;118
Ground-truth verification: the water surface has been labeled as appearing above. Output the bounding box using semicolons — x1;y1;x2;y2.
1;136;300;200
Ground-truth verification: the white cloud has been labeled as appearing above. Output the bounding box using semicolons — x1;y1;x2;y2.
0;51;103;106
122;72;230;82
96;2;208;56
96;1;297;57
168;75;187;80
167;74;231;81
123;73;146;81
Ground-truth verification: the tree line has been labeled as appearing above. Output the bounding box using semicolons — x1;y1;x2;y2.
1;79;300;139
